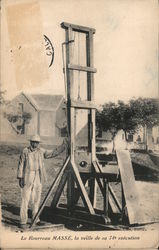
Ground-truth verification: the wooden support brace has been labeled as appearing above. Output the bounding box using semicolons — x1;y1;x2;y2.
95;176;105;196
71;161;95;215
88;177;96;207
103;178;109;217
30;157;70;228
74;175;88;205
92;161;105;197
108;184;122;212
51;171;68;208
67;170;75;212
93;161;122;214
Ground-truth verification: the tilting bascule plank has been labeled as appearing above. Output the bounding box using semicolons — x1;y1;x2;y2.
116;150;149;225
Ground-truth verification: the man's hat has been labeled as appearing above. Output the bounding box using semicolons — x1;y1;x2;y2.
30;134;41;142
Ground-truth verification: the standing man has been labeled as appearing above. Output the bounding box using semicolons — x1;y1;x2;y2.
17;134;66;229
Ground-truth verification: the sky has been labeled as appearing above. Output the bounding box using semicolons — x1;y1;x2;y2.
1;0;158;104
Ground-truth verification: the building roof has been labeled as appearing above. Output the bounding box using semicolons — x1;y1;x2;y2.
22;93;64;111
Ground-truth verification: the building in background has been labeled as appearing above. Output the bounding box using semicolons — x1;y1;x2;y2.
1;92;67;145
96;126;159;153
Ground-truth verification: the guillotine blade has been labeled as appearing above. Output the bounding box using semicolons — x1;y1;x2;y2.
116;150;150;225
74;109;92;173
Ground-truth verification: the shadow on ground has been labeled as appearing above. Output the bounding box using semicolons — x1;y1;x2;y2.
1;202;114;231
2;202;32;229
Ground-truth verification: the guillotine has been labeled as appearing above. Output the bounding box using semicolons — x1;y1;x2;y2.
30;22;149;229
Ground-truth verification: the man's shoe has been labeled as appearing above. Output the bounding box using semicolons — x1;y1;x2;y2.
35;221;45;227
19;224;28;230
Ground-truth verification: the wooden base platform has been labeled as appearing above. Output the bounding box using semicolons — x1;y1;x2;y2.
41;206;130;231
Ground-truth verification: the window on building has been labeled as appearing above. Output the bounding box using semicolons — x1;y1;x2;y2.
136;135;141;142
157;137;159;144
60;126;67;137
122;134;125;140
127;134;133;142
18;103;23;114
97;129;102;138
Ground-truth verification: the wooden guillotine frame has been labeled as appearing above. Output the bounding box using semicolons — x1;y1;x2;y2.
30;22;149;229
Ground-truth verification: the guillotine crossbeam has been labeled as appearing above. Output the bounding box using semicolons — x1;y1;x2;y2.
68;64;97;73
70;99;96;109
61;22;96;34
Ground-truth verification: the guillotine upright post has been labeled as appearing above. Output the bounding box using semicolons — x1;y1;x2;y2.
61;22;97;209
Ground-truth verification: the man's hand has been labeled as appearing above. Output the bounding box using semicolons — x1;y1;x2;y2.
19;178;25;188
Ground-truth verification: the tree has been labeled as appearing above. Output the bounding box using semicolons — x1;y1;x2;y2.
0;91;6;105
129;98;159;150
21;112;32;134
4;109;32;134
1;91;32;134
96;98;159;151
129;98;159;128
0;90;8;105
116;100;137;142
96;102;121;151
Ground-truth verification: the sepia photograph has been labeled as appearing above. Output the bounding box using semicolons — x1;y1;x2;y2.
0;0;158;248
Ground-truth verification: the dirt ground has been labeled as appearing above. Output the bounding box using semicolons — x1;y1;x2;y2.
0;143;159;231
0;143;66;231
